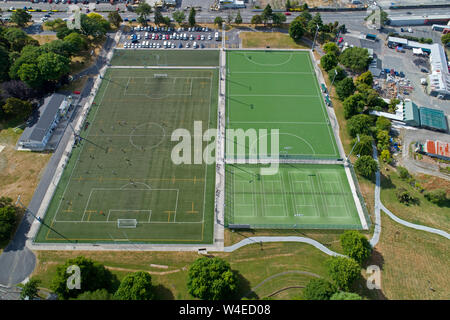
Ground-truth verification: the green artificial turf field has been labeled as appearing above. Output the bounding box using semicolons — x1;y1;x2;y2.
225;50;339;160
225;164;363;229
35;67;218;244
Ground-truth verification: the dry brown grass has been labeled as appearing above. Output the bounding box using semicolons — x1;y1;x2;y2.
30;34;58;45
240;31;309;49
0;129;51;206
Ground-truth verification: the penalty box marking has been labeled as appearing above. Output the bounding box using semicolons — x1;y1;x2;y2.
81;188;180;223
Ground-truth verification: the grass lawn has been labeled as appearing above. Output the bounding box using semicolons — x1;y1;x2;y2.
32;241;331;300
240;32;309;49
379;165;450;232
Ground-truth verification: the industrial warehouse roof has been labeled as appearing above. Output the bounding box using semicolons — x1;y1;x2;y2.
419;107;448;132
19;93;66;144
403;101;420;125
426;140;450;158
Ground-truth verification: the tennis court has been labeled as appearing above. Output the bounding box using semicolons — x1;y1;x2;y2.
35;66;218;244
225;164;363;229
225;50;339;160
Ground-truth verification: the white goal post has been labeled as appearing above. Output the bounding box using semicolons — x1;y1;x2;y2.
117;219;138;228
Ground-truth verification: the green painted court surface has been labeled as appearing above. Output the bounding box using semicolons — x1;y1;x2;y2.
225;164;363;229
35;66;218;243
110;49;220;67
226;50;339;160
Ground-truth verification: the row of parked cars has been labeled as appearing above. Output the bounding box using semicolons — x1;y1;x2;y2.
137;32;213;41
124;41;206;49
132;26;211;33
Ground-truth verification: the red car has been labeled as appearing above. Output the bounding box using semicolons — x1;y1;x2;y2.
73;91;81;95
197;34;201;40
284;12;291;16
338;37;343;44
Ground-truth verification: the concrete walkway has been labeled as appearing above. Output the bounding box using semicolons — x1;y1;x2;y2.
223;236;345;256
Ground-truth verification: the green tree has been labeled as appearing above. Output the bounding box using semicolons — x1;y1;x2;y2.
347;114;373;137
51;256;119;300
214;16;224;28
343;93;365;119
330;291;362;300
114;271;154;300
272;13;286;27
234;11;242;25
20;279;41;300
355;71;374;87
261;4;273;25
63;33;87;54
285;0;292;11
323;42;340;56
2;97;33;119
336;77;355;100
442;33;450;46
41;39;73;57
327;256;360;291
81;13;110;37
339;47;371;73
340;231;372;265
376;130;390;151
188;7;196;27
108;11;123;28
172;10;186;25
352;134;374;156
187;257;238;300
328;66;346;84
56;26;74;40
4;28;30;52
0;45;10;81
37;52;70;81
396;188;418;205
289;19;305;42
376;116;391;132
11;9;32;27
17;63;42;88
424;189;448;206
251;15;263;26
397;166;410;180
380;149;391;163
154;9;164;26
303;279;337;300
76;289;113;300
0;198;16;242
354;155;378;179
307;13;323;34
135;2;152;26
320;53;338;72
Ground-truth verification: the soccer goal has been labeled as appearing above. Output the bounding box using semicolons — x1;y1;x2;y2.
154;74;168;78
117;219;138;228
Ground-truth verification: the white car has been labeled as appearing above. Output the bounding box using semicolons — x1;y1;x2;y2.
193;41;198;48
201;35;205;41
186;42;190;48
208;34;212;40
171;43;176;48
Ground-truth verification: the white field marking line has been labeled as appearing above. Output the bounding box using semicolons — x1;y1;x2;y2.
308;175;321;218
243;52;294;67
229;71;313;74
81;189;95;222
53;220;202;224
148;209;152;222
335;172;353;219
173;189;179;222
52;72;112;224
306;54;339;157
231;121;328;124
316;173;329;218
279;172;289;217
248;132;317;158
229;94;320;98
288;171;300;214
201;71;214;232
107;209;152;222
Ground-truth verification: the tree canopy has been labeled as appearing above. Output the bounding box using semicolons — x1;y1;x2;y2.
20;279;41;300
214;16;224;27
343;93;365;119
108;11;123;29
376;116;391;132
261;4;273;24
335;77;355;101
2;97;32;120
187;257;238;300
355;155;378;179
188;7;196;27
323;42;340;56
81;13;110;37
352;134;374;156
11;9;32;28
51;256;119;300
251;15;263;26
0;197;17;242
327;256;361;291
114;271;154;300
340;230;372;265
339;47;371;73
355;71;374;87
303;278;337;300
172;10;186;25
328;66;346;84
76;288;113;300
330;291;362;300
235;11;243;25
289;19;305;42
320;53;338;71
347;114;374;137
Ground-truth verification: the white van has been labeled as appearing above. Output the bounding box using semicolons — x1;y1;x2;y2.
215;32;220;41
163;41;167;48
145;32;149;39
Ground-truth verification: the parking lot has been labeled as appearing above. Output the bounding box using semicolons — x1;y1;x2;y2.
121;25;223;49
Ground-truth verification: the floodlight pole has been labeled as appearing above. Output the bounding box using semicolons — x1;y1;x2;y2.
311;24;320;51
15;195;75;244
331;69;338;87
346;134;360;165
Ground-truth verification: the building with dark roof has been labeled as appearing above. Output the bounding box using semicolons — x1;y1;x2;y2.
419;107;448;132
17;93;70;151
403;100;421;127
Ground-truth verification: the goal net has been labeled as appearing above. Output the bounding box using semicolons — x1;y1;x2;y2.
117;219;138;228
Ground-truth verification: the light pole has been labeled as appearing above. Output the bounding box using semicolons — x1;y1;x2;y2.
311;24;319;51
346;134;360;165
331;68;338;87
15;195;75;243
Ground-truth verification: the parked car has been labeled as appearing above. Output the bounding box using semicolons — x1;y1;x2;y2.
284;12;291;16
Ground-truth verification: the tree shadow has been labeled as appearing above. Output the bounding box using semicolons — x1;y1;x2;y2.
153;284;174;300
380;172;395;189
355;248;388;300
233;270;258;300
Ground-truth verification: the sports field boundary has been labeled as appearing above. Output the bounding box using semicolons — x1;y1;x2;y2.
109;66;219;69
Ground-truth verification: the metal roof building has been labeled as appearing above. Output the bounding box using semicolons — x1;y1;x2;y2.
17;93;68;151
425;140;450;160
419;107;448;132
403;101;421;127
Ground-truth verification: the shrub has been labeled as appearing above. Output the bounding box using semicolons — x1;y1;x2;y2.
303;279;337;300
397;166;410;180
355;155;378;179
396;188;418;205
340;231;372;265
424;189;447;205
327;256;361;291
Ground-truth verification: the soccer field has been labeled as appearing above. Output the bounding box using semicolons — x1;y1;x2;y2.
225;50;339;160
35;67;218;244
225;164;363;229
